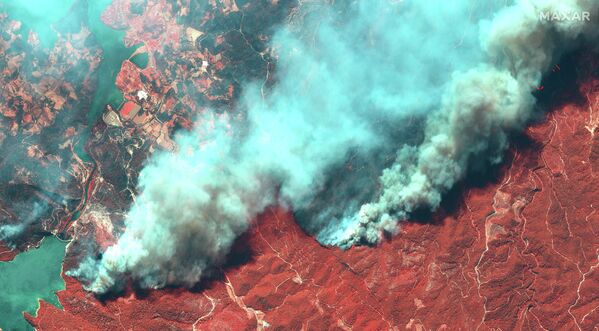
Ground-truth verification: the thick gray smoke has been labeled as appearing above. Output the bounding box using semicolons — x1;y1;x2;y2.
71;113;278;291
336;0;599;246
70;0;598;293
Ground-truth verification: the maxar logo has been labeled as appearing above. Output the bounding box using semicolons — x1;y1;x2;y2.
539;11;590;21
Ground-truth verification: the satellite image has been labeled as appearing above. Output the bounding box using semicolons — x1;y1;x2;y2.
0;0;597;330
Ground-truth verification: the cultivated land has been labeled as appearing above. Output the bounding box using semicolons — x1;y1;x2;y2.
0;0;597;329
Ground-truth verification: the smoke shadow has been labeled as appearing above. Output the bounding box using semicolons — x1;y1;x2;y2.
189;229;258;293
406;48;596;227
90;234;258;303
533;48;594;112
87;48;598;302
406;156;511;227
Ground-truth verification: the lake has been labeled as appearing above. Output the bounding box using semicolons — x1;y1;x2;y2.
0;236;68;331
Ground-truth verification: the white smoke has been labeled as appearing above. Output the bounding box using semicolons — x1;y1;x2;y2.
0;201;48;243
69;113;278;292
70;0;598;293
335;0;599;246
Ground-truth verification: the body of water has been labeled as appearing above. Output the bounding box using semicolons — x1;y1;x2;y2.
0;236;68;331
0;2;132;329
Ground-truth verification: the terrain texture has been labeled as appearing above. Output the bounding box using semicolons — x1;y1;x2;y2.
0;0;597;330
28;53;599;331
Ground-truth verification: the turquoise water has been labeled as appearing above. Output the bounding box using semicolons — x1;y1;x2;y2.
0;236;68;331
86;0;137;124
0;0;76;49
72;0;137;162
130;52;149;69
0;0;135;161
0;2;130;329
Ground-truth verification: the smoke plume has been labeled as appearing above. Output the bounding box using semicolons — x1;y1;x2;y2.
0;201;48;242
336;0;599;246
70;0;599;293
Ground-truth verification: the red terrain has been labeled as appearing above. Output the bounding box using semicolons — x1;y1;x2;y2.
27;57;599;330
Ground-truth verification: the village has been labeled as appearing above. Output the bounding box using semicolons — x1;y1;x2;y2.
99;0;245;152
